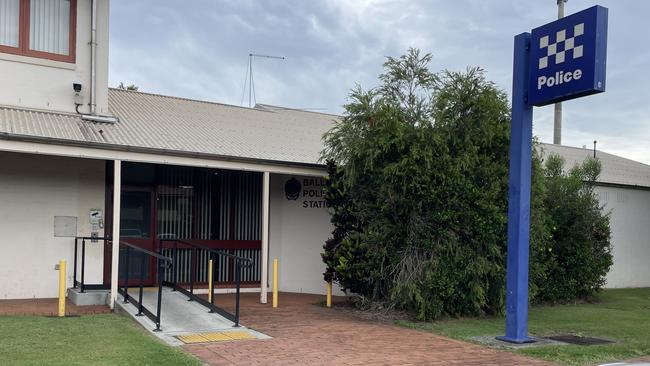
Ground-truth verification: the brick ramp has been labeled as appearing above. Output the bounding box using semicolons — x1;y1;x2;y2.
184;293;556;366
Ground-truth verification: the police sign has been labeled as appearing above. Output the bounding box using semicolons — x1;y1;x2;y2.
500;5;609;344
528;5;608;106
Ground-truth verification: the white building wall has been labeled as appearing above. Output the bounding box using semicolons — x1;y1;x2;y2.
268;173;344;295
0;152;105;299
597;185;650;288
0;0;110;115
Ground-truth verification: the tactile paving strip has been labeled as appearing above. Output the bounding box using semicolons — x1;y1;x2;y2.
177;331;257;344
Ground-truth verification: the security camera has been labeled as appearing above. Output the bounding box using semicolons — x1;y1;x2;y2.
73;82;82;93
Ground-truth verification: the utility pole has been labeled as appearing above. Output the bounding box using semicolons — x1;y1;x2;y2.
553;0;567;145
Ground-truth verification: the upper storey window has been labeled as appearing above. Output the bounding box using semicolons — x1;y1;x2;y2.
0;0;76;63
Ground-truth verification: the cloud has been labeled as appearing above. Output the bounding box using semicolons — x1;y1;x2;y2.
109;0;650;164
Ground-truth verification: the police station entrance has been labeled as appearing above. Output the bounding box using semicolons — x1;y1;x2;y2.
103;161;264;289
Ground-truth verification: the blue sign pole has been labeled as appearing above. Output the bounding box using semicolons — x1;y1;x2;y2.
498;32;534;344
498;5;607;344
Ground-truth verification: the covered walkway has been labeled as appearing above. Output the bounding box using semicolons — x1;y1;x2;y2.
184;293;556;366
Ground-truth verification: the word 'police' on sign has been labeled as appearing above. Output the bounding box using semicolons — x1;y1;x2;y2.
528;5;608;106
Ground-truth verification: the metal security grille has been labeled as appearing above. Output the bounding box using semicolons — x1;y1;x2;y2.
161;247;261;284
152;165;262;284
234;171;262;241
157;165;196;240
216;170;231;240
156;167;262;241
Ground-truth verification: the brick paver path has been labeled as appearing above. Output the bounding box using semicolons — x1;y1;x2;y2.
0;298;110;316
184;292;556;366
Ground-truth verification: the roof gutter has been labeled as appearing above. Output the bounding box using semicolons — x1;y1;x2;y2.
0;132;326;171
592;181;650;192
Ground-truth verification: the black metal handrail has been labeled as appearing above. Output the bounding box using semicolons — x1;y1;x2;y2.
159;237;251;327
73;236;111;293
73;236;173;331
118;240;172;332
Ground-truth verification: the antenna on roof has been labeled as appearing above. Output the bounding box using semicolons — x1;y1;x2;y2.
593;140;597;158
240;53;286;108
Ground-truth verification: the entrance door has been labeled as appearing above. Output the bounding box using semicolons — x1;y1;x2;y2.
119;188;156;285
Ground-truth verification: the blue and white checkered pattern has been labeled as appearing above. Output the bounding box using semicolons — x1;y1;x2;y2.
538;23;584;70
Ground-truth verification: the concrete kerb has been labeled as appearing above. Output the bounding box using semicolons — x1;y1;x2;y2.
471;335;570;350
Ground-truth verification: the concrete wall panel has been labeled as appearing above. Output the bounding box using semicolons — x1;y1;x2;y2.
268;173;344;295
0;152;105;299
598;186;650;288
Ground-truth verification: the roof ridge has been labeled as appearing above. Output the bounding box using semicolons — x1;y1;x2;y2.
540;142;650;169
255;103;341;117
108;88;276;114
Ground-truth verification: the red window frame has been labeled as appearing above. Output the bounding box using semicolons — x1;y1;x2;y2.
0;0;77;63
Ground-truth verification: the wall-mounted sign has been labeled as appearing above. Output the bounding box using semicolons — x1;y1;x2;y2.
89;209;103;224
284;178;301;200
528;5;608;106
284;177;329;208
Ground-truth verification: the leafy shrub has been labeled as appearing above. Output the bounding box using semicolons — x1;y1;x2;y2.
534;154;612;302
321;49;612;320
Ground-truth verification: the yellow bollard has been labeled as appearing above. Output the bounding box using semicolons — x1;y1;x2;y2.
326;281;332;308
272;258;278;308
208;259;214;303
58;260;66;317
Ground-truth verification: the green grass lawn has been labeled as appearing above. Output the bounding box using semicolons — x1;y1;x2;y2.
399;288;650;366
0;313;202;366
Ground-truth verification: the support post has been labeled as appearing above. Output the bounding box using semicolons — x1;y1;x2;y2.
123;246;130;303
172;240;178;290
272;258;278;308
155;258;163;332
73;239;78;288
137;251;145;316
188;247;195;299
80;239;86;293
208;259;214;304
110;160;122;309
234;260;241;327
58;260;66;317
498;32;534;344
260;171;270;304
326;281;332;308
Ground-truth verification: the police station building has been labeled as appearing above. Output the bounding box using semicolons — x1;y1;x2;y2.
0;1;345;308
0;1;648;311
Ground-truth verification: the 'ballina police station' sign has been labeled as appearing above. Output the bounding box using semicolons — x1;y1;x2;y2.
284;177;329;208
528;5;608;106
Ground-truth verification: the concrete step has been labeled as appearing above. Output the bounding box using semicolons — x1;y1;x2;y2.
68;287;109;306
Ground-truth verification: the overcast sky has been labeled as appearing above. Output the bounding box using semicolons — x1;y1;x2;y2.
109;0;650;164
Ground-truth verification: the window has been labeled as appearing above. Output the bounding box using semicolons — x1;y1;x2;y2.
0;0;76;63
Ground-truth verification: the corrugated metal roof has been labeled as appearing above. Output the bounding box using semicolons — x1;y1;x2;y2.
0;89;338;166
1;89;648;188
540;143;650;188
